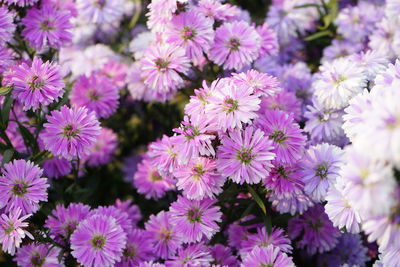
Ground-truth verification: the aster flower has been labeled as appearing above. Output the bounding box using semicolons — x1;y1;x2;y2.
139;262;165;267
45;203;91;241
259;89;302;122
269;190;314;216
301;143;343;202
165;242;213;267
42;0;78;17
114;199;142;226
255;110;305;165
133;158;175;200
41;105;101;160
166;10;214;64
227;219;253;250
116;229;154;266
216;126;275;184
195;0;240;22
256;22;279;57
22;5;72;50
14;242;62;266
129;31;154;60
70;73;119;119
175;157;225;200
85;127;118;167
206;79;261;131
208;21;261;70
0;47;14;74
0;208;33;255
89;205;132;234
147;135;180;176
184;79;219;117
368;18;398;59
169;196;222;243
99;60;128;89
10;57;64;111
71;214;127;267
241;246;295;267
351;49;389;81
42;157;72;179
76;0;125;24
140;43;190;92
362;214;400;252
231;69;281;97
209;244;238;267
380;246;400;267
146;0;186;32
145;211;182;258
321;39;363;63
239;227;292;258
0;7;15;45
313;57;367;109
3;0;38;7
0;160;48;215
288;204;340;255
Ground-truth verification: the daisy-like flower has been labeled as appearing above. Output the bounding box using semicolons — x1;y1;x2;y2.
256;22;279;57
41;105;101;160
208;21;261;70
166;10;214;64
206;79;261;131
321;39;363;63
195;0;240;22
140;43;190;92
133;158;175;200
209;244;238;267
45;203;91;241
165;242;213;267
0;208;33;255
269;190;314;216
175;157;225;200
116;229;154;266
71;214;127;267
169;196;222;243
288;204;340;255
0;7;15;45
76;0;125;24
99;60;128;89
362;214;400;252
70;73;119;119
145;211;182;258
380;246;400;267
0;160;48;215
368;18;398;59
313;57;367;109
255;110;305;165
231;69;281;97
14;243;62;266
259;89;302;122
302;143;343;202
217;126;275;184
129;31;154;60
9;57;64;111
85;127;118;167
114;199;142;226
89;206;132;234
147;135;180;176
241;246;295;267
3;0;38;6
140;262;165;267
239;227;292;258
42;157;72;179
0;47;14;74
146;0;187;32
184;79;219;117
21;5;72;50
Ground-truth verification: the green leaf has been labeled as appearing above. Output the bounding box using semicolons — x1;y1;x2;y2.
1;149;14;166
240;202;255;219
263;212;273;235
294;3;320;9
29;150;51;164
246;184;266;214
0;86;12;96
0;95;13;129
304;30;332;41
18;124;39;153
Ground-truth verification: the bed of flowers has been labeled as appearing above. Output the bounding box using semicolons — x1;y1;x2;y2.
0;0;399;266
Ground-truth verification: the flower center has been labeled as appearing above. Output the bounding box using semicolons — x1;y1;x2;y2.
237;148;254;164
276;166;289;179
28;76;45;91
4;222;15;234
91;235;106;249
87;89;101;101
31;252;45;267
123;245;137;258
93;0;106;8
159;228;172;242
183;125;200;140
187;208;202;223
181;26;196;41
315;163;328;179
155;58;170;72
192;164;205;179
227;38;241;51
64;221;78;236
63;124;80;139
269;130;287;144
12;181;28;196
40;20;55;31
223;98;239;113
150;171;162;182
308;218;323;230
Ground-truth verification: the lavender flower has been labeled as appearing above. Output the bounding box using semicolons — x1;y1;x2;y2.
241;246;295;267
85;127;118;167
209;244;238;267
0;6;15;45
76;0;125;24
116;229;154;266
165;242;213;267
14;243;62;266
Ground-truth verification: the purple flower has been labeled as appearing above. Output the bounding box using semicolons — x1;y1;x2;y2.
22;5;72;50
175;157;225;200
217;126;275;184
209;21;261;70
99;60;128;89
165;242;213;267
259;89;302;122
0;6;15;45
0;160;48;215
42;157;72;179
70;73;119;119
255;110;305;165
85;127;118;167
133;158;175;200
169;196;222;243
76;0;125;24
147;135;180;176
269;190;314;215
195;0;240;22
256;22;279;57
362;214;400;252
145;211;182;258
0;47;14;74
3;0;38;6
0;208;33;255
71;214;127;267
41;105;101;159
116;229;154;266
241;246;295;267
184;80;218;117
114;199;142;227
45;203;91;241
89;205;132;235
10;57;64;111
209;244;238;267
288;204;340;255
14;242;62;266
166;10;214;64
140;43;190;93
231;69;281;97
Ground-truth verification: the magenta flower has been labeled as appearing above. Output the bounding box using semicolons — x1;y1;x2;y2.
165;242;213;267
208;21;261;70
209;244;238;267
42;157;72;179
175;157;225;200
217;126;275;184
232;69;281;97
0;208;33;255
71;214;127;267
22;5;72;50
0;47;14;74
195;0;240;22
114;199;142;226
141;43;190;92
241;246;295;267
99;60;128;89
166;10;214;64
259;90;302;122
3;0;38;6
14;243;62;266
0;160;48;215
145;211;182;258
10;57;64;111
70;73;119;119
41;105;101;159
45;203;91;241
0;6;15;45
169;196;222;243
255;110;306;165
85;127;118;167
147;135;181;176
184;79;218;117
116;229;154;266
265;162;304;199
89;205;132;234
256;22;279;57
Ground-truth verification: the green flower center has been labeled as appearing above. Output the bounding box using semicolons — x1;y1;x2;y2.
28;76;45;91
192;164;205;179
181;26;196;41
187;208;202;223
269;130;287;144
4;222;15;234
159;228;172;242
12;181;28;196
63;124;80;139
223;98;239;113
315;163;328;179
123;245;137;258
155;58;170;72
93;0;106;8
91;235;106;249
87;89;101;101
150;171;162;182
40;20;54;31
308;218;323;230
237;148;254;164
31;252;45;267
227;38;241;51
